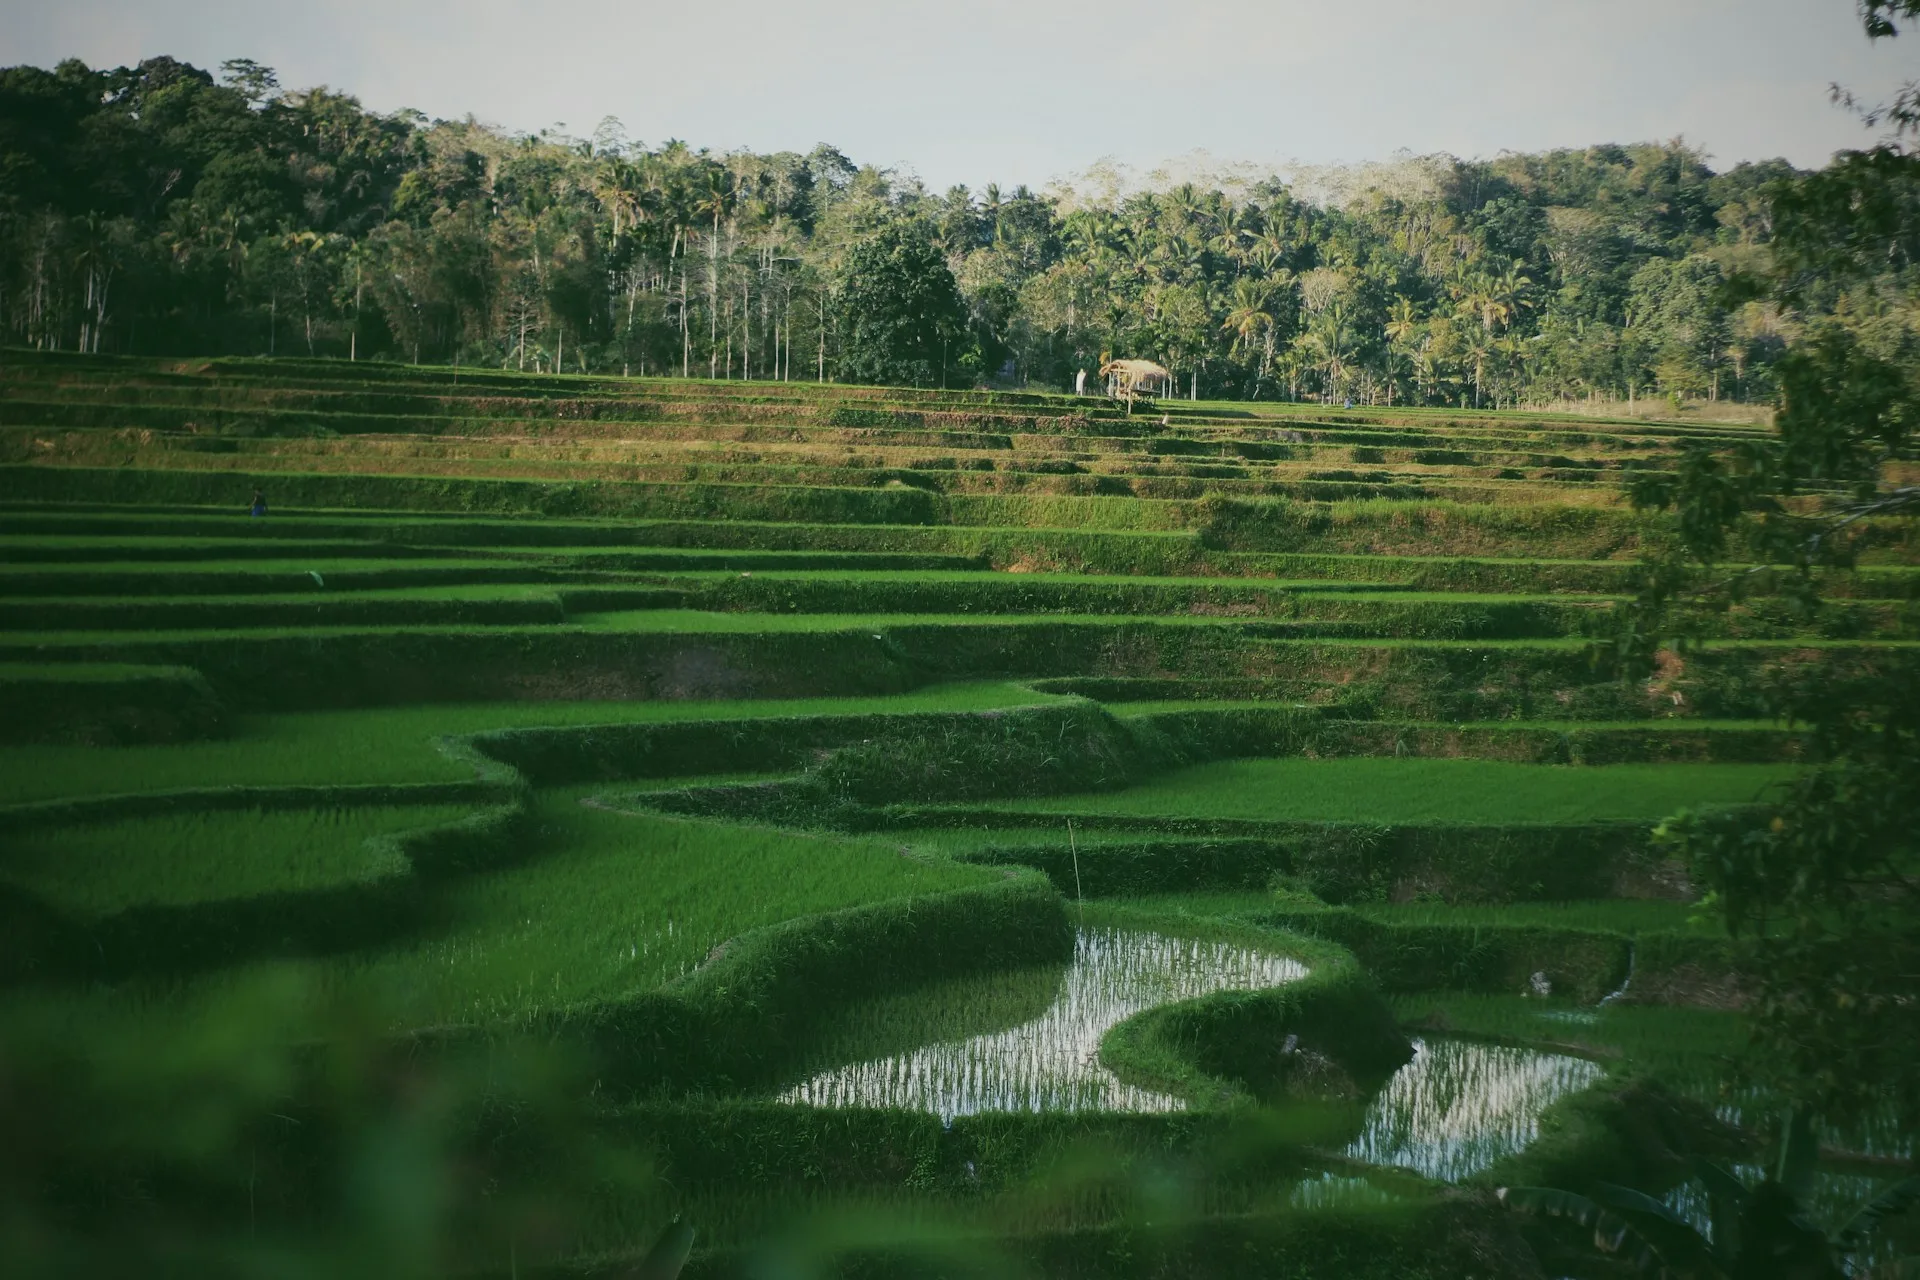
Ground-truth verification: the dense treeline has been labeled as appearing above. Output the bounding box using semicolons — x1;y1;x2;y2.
0;54;1912;406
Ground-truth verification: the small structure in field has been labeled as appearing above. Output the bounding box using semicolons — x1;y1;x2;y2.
1100;359;1172;412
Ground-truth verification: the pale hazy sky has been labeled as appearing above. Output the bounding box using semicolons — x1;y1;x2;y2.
5;0;1916;189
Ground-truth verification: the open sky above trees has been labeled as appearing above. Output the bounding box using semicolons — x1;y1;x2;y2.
8;0;1918;190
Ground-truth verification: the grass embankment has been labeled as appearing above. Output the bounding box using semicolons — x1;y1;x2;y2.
1056;892;1713;940
0;681;1067;803
2;804;471;913
19;791;1002;1029
954;758;1795;825
6;356;1919;1274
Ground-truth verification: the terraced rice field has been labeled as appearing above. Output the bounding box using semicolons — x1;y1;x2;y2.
3;351;1916;1276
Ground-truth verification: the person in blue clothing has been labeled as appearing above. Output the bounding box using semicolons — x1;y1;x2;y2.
249;488;267;517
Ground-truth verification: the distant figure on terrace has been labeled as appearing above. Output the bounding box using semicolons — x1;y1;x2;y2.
1074;368;1087;396
249;489;266;518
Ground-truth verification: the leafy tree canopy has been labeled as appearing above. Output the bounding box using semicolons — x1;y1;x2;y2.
831;221;973;388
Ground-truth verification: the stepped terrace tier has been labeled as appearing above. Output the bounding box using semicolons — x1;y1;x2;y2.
2;351;1914;1278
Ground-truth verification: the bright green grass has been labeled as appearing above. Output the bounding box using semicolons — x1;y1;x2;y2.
0;661;192;682
1;804;469;914
16;618;1900;649
629;568;1614;607
968;758;1796;825
1354;899;1712;935
1;584;559;605
639;569;1382;590
0;615;1604;646
0;557;519;576
575;610;1256;633
0;682;1071;804
1031;890;1714;938
573;612;1605;636
1109;708;1789;729
1106;700;1313;716
1385;992;1750;1070
0;611;1287;644
1441;718;1791;731
0;537;396;553
1086;890;1281;920
112;790;1000;1026
881;826;1197;857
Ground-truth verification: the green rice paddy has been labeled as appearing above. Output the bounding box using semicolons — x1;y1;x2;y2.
0;681;1069;802
1;804;470;914
4;354;1914;1274
967;758;1794;825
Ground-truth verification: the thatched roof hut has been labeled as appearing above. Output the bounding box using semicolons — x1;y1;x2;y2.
1099;359;1173;406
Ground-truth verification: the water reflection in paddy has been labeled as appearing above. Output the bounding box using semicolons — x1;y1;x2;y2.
1343;1037;1604;1182
781;928;1307;1120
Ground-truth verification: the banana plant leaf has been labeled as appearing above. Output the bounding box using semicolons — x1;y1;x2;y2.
631;1218;696;1280
1499;1185;1669;1274
1836;1176;1920;1254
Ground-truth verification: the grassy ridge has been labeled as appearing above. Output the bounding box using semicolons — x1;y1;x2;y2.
2;804;470;914
956;758;1794;825
6;356;1918;1274
19;794;1005;1028
0;682;1068;803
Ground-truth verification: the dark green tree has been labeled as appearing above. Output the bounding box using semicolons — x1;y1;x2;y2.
1609;0;1920;1131
831;221;973;387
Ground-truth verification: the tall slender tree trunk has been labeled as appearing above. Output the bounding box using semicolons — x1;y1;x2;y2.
708;214;720;379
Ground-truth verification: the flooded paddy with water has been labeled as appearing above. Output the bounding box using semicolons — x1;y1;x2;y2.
783;926;1609;1187
781;928;1306;1118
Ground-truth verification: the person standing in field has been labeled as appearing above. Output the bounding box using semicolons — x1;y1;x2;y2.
1074;368;1087;396
249;489;267;518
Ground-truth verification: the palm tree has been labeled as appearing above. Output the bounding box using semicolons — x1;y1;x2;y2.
692;167;736;378
1210;202;1258;270
1306;299;1355;404
1453;275;1502;336
1491;258;1536;333
1221;279;1278;396
1381;295;1420;406
593;158;642;242
1462;325;1493;408
1384;295;1419;348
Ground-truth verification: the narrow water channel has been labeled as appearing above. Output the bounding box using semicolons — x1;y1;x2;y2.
780;928;1307;1120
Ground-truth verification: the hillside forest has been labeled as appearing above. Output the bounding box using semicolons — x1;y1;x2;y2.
1;54;1916;407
